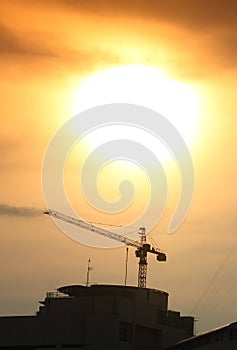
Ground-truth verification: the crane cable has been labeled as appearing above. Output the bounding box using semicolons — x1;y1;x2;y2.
190;242;237;317
88;221;143;240
193;250;236;318
88;221;140;229
147;232;164;252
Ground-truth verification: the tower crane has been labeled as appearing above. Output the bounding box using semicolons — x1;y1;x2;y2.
44;209;166;288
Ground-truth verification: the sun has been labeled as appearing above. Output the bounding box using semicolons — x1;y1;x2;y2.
70;64;200;150
64;65;199;227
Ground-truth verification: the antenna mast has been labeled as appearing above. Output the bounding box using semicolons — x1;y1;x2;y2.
86;259;92;287
124;247;129;286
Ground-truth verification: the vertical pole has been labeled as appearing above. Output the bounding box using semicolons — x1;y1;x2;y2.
194;318;199;335
125;247;129;286
86;259;91;287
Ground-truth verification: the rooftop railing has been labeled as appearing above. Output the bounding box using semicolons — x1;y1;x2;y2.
46;291;71;299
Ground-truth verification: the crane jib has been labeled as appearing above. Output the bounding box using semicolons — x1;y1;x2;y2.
44;209;167;288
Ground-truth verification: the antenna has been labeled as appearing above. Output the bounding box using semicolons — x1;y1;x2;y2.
194;318;199;335
124;247;129;286
86;259;92;287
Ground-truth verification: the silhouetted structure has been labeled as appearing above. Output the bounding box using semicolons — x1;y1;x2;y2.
166;322;237;349
45;210;167;288
0;284;194;349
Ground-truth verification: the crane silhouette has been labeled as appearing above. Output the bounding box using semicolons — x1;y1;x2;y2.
44;209;166;288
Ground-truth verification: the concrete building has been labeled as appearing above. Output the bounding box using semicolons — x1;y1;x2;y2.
0;284;194;349
166;322;237;349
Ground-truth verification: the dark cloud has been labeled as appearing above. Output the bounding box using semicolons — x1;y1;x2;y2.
0;204;42;217
0;22;56;57
1;1;236;79
52;0;237;75
0;21;121;78
54;0;237;29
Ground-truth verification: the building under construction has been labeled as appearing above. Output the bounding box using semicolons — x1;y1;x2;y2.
0;284;194;350
1;212;235;349
0;211;194;349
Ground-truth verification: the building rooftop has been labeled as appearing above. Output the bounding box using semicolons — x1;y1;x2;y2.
57;283;169;298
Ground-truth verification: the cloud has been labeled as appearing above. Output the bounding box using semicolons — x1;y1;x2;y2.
53;0;237;29
0;20;121;80
0;204;42;217
0;22;56;58
1;1;237;80
50;0;237;74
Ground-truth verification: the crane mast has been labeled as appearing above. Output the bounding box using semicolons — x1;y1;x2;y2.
136;227;148;289
44;209;166;288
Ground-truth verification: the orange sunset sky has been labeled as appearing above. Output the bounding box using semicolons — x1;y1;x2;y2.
0;0;237;334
